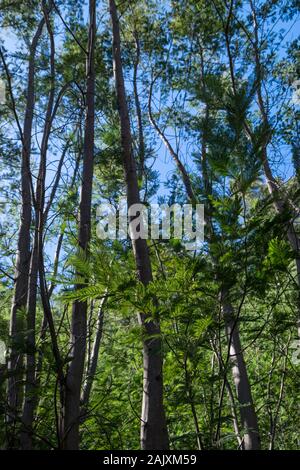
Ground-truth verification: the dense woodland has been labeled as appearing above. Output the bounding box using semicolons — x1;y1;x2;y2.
0;0;299;451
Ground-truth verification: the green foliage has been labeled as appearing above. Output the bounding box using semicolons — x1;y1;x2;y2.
0;0;300;452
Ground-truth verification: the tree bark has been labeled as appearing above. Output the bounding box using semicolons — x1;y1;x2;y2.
80;293;107;415
61;0;96;450
221;290;260;450
109;0;169;450
20;3;57;448
6;17;45;448
132;31;145;180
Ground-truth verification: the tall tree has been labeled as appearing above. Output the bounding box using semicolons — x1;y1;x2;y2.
0;13;45;447
62;0;96;450
109;0;169;450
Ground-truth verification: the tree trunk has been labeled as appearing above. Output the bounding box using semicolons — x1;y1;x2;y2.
149;87;260;448
62;0;96;450
20;3;56;448
6;17;44;448
109;0;169;450
20;225;39;450
221;290;260;450
132;31;145;179
80;294;107;415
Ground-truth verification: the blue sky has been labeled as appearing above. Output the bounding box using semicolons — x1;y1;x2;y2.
0;1;299;265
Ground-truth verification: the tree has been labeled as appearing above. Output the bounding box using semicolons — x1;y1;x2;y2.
62;0;96;450
109;0;169;450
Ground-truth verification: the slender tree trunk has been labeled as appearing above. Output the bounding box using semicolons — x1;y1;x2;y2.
183;355;203;450
109;0;169;450
80;293;107;415
221;290;260;450
62;0;96;450
24;137;80;449
268;341;289;450
224;377;243;449
20;4;56;448
36;134;81;384
211;342;243;448
6;18;45;448
132;31;145;179
20;221;39;449
148;91;260;448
